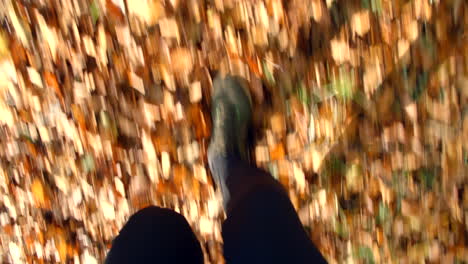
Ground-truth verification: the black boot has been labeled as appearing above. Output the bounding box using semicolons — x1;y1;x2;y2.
207;75;252;204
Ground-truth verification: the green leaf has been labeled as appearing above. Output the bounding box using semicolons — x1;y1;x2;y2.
296;82;310;106
81;153;95;173
90;0;100;25
335;220;350;238
419;168;436;190
411;72;428;101
421;31;437;60
262;60;275;85
371;0;382;15
329;155;346;175
392;171;408;196
377;202;390;224
396;196;402;214
362;0;382;15
330;70;354;101
361;0;371;9
357;246;376;264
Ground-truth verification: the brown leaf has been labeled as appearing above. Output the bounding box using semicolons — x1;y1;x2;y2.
31;178;49;209
170;48;193;74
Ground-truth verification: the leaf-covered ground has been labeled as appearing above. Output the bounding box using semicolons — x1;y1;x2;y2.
0;0;466;263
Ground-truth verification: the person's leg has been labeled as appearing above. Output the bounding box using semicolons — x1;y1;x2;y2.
208;75;327;263
216;156;327;263
105;206;203;264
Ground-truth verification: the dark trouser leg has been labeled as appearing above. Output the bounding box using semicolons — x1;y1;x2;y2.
105;206;203;264
210;155;327;264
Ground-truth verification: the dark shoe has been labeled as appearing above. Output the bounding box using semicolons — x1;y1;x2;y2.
208;75;252;161
207;75;252;205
